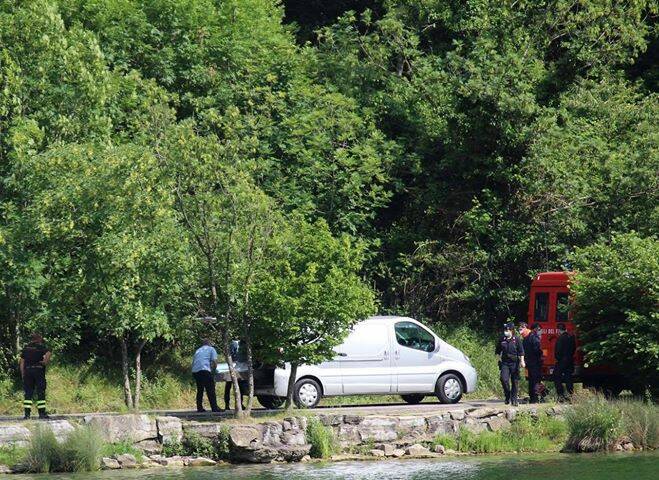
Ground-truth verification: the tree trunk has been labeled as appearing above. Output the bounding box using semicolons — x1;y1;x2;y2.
244;336;254;416
120;337;134;410
223;334;244;417
133;341;146;411
285;363;298;411
13;311;21;358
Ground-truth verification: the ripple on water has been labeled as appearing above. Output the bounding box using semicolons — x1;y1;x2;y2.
11;452;659;480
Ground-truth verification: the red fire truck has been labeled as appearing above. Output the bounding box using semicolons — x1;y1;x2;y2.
528;272;642;396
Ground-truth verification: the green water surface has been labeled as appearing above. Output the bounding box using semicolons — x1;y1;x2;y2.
13;453;659;480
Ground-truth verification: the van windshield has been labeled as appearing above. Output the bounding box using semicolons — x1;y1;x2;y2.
395;322;435;352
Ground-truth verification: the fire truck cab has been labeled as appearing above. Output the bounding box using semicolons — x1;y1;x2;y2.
528;272;640;396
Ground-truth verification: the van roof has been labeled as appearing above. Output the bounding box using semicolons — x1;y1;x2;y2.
363;315;417;325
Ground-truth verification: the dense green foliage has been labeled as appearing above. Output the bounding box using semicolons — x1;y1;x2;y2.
162;428;230;460
569;233;658;390
0;0;657;402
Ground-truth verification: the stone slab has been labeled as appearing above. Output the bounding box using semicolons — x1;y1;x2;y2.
84;414;157;443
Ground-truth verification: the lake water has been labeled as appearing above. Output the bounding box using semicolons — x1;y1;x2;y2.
13;453;659;480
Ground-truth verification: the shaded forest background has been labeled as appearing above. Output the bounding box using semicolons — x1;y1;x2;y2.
0;0;656;406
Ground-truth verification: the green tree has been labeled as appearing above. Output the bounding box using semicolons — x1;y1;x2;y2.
250;218;376;409
159;122;283;416
10;143;193;409
569;233;658;392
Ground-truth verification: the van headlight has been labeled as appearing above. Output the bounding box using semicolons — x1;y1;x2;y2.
463;353;472;365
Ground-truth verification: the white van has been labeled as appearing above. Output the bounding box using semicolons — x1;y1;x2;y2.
254;316;477;408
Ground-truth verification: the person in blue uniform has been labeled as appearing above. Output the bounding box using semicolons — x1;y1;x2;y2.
495;322;525;406
20;333;51;420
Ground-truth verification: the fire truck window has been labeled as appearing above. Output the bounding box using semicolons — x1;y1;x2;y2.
534;292;549;322
556;292;569;322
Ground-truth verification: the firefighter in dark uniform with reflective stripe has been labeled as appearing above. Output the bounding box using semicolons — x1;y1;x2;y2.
19;333;51;419
495;322;525;406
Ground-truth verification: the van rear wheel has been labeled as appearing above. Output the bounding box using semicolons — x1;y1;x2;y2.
294;378;322;408
436;373;463;404
400;394;425;405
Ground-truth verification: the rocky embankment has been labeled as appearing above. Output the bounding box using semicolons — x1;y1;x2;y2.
0;405;568;472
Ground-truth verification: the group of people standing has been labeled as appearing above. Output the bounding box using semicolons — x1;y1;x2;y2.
496;322;576;405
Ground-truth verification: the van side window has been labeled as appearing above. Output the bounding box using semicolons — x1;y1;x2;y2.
395;322;435;352
534;292;549;322
556;292;569;322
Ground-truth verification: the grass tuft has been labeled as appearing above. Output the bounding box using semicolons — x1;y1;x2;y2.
23;425;104;473
306;417;337;459
565;395;622;452
23;425;60;473
432;412;567;454
60;425;103;472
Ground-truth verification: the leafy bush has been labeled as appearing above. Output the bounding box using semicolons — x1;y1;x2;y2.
216;426;231;460
570;233;659;390
163;430;230;460
182;432;215;458
101;441;143;462
306;418;337;458
161;440;186;458
565;396;622;452
0;445;26;467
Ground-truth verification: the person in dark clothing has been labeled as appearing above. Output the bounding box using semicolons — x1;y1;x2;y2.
523;324;543;403
20;333;51;420
224;340;245;410
495;322;525;406
554;323;576;401
191;339;222;412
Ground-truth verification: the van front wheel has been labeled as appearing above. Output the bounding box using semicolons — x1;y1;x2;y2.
400;394;425;404
436;374;463;404
294;378;322;408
